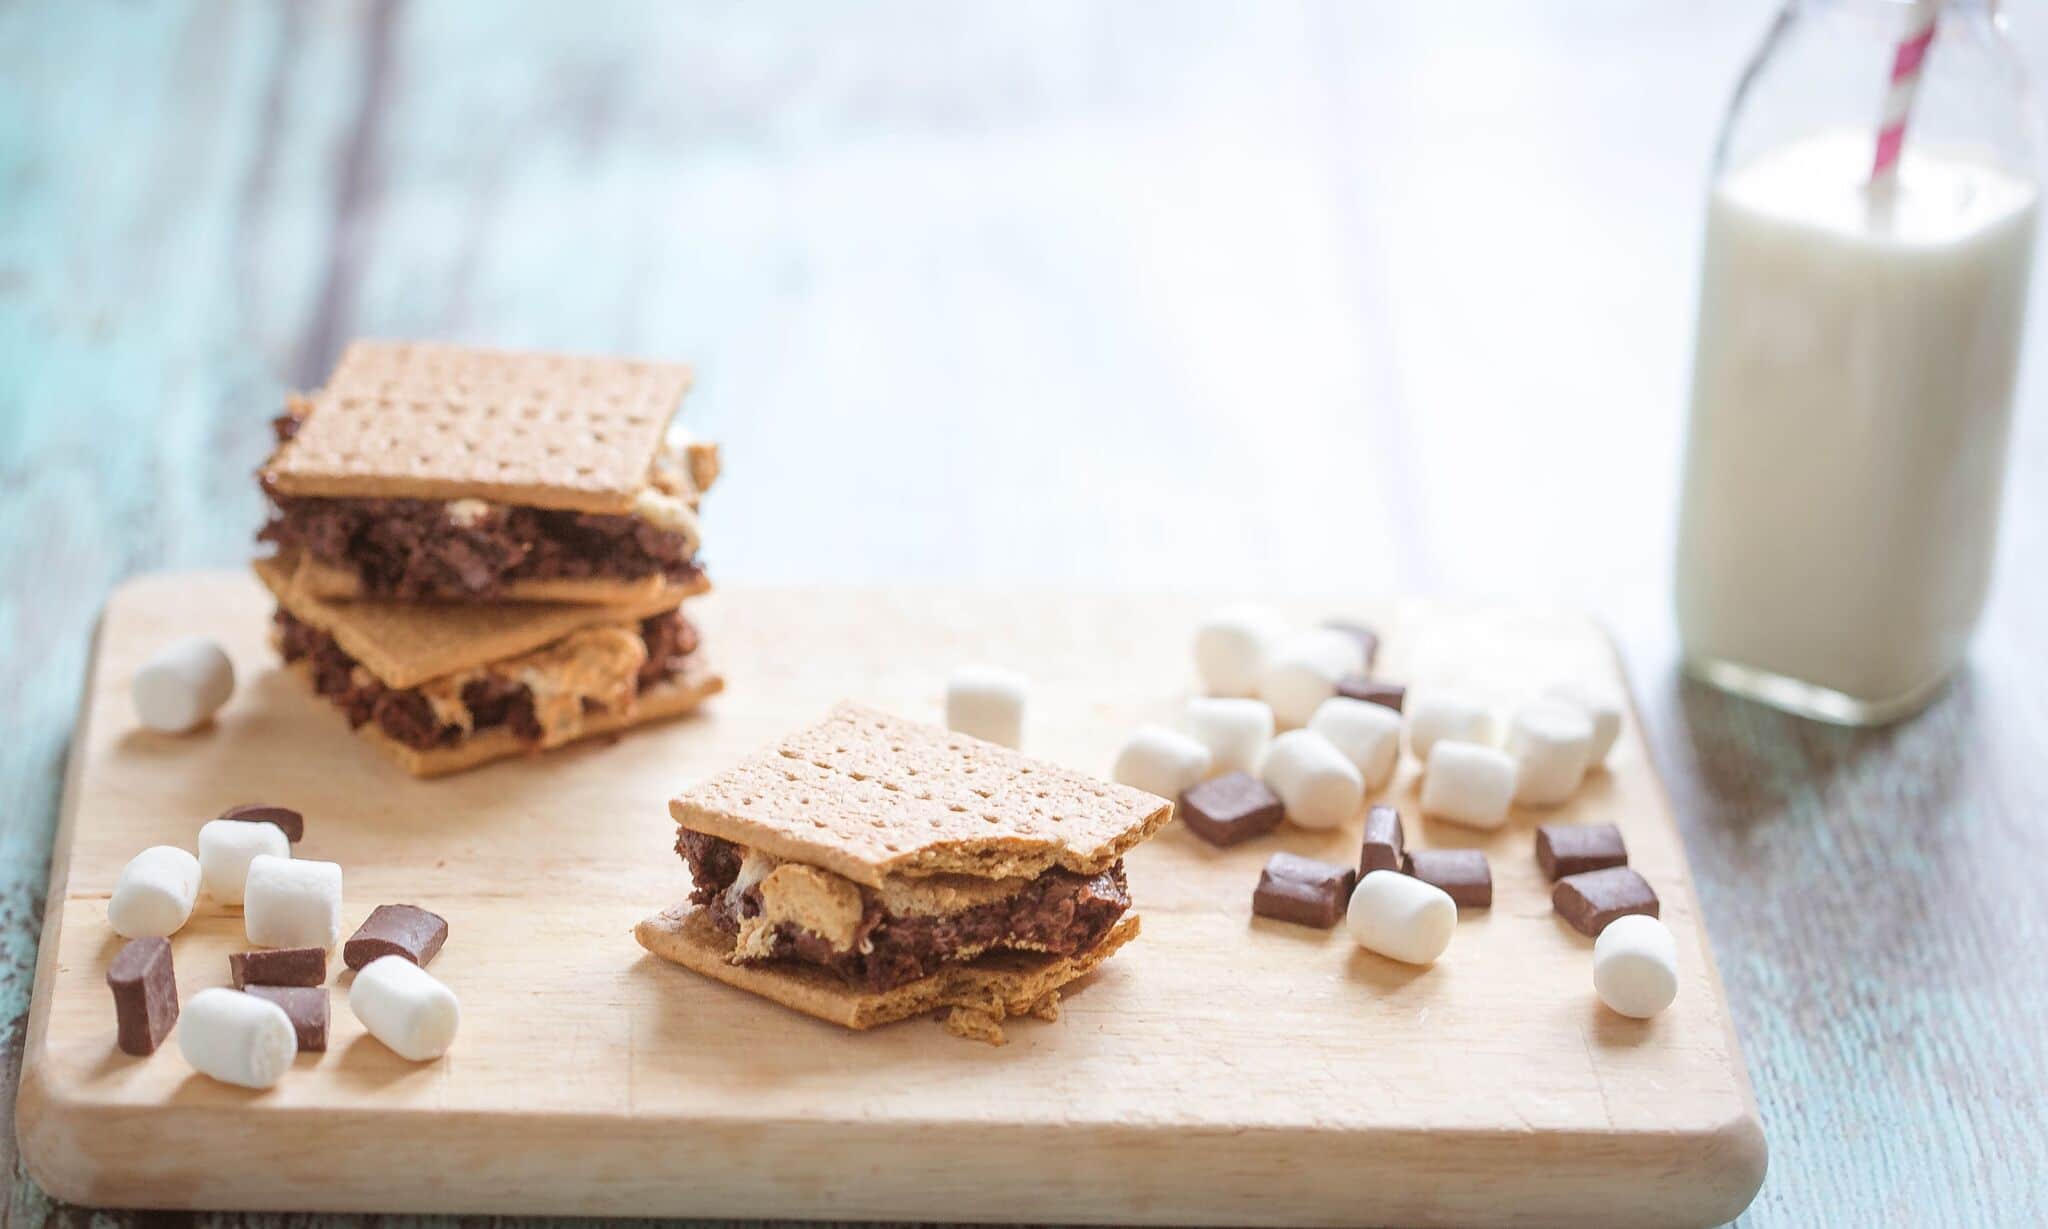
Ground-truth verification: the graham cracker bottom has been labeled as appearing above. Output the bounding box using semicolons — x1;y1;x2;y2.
286;656;723;779
294;555;711;607
633;905;1140;1035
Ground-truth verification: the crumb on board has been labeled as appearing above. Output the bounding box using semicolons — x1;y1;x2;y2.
944;1006;1007;1046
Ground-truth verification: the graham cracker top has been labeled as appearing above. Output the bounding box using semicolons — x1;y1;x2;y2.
255;556;686;689
671;704;1173;887
262;340;693;512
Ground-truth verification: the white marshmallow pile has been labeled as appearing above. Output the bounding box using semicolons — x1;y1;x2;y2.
244;855;344;949
1419;741;1517;830
1260;729;1363;830
179;987;298;1089
1405;691;1492;762
1592;914;1679;1019
198;819;290;906
132;637;235;734
1112;725;1212;801
1193;603;1288;697
109;846;201;939
351;955;462;1061
1507;700;1595;807
1546;681;1624;764
104;805;464;1088
945;665;1027;749
1308;697;1401;792
1406;679;1627;825
1258;628;1366;729
1347;870;1458;966
1184;697;1272;777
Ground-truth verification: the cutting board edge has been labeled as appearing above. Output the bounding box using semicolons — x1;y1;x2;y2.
16;1085;1766;1227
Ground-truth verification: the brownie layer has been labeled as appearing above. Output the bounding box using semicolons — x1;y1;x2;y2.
259;496;702;600
677;830;1131;993
275;608;699;751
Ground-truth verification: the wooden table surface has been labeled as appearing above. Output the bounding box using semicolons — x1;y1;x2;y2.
2;2;2043;1227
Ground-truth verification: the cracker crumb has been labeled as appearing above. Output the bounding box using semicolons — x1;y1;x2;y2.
943;1006;1008;1046
1025;990;1062;1023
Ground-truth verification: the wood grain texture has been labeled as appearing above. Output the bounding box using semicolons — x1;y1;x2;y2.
20;575;1761;1228
2;0;2045;1226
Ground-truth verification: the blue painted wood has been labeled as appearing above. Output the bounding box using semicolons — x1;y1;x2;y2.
4;1;2047;1225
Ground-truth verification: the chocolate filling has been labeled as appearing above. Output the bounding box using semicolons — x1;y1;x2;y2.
259;495;703;601
677;830;1131;993
275;609;696;751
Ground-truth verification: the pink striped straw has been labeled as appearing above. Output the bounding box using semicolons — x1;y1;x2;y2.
1871;0;1944;184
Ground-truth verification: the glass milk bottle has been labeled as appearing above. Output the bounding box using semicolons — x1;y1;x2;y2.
1675;0;2040;725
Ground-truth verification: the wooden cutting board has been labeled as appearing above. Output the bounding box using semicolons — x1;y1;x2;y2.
18;572;1765;1228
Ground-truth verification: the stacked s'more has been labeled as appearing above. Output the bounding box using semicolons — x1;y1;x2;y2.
254;340;723;776
636;704;1171;1043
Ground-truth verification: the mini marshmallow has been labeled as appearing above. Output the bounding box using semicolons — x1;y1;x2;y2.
244;855;343;949
132;637;234;734
1347;870;1457;965
179;987;297;1089
1419;741;1517;830
1112;725;1213;802
1593;913;1680;1019
1193;603;1289;697
1405;690;1494;761
1308;697;1402;791
108;846;200;939
1259;629;1364;728
351;954;461;1061
1507;700;1595;807
1546;681;1624;764
945;665;1027;749
198;819;290;906
1184;697;1273;777
1260;729;1364;830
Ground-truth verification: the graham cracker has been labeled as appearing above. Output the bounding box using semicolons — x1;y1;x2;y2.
632;905;1138;1033
291;554;704;608
669;703;1173;887
263;340;692;512
351;658;723;779
255;556;692;689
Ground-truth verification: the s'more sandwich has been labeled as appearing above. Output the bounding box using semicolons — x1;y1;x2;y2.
635;703;1172;1043
259;340;716;604
256;557;722;777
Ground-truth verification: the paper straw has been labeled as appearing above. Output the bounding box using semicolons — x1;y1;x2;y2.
1871;0;1944;184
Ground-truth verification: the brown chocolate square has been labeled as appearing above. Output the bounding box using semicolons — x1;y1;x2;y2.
1336;676;1405;713
1252;853;1357;929
1179;772;1285;848
1358;805;1405;877
107;937;178;1056
1404;848;1492;908
1553;866;1658;937
1536;823;1628;880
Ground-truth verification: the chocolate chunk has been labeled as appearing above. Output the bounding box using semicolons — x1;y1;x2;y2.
229;946;326;988
1553;866;1658;937
344;904;449;970
107;937;178;1056
1536;823;1628;880
245;985;328;1051
1335;676;1405;713
1320;620;1379;672
219;803;304;843
1179;772;1285;847
1404;849;1492;908
1358;805;1405;877
1252;853;1357;929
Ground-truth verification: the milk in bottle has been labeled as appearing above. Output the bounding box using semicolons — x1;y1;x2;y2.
1676;130;2037;723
